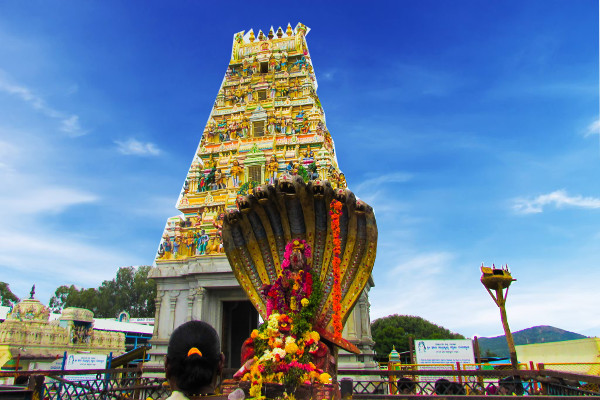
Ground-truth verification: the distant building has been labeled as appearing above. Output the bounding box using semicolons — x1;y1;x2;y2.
94;311;154;353
0;298;124;374
516;338;600;374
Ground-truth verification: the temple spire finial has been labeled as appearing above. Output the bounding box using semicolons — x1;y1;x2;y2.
29;284;35;299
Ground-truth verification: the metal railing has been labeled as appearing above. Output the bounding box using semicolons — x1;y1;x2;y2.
339;367;600;397
2;362;600;399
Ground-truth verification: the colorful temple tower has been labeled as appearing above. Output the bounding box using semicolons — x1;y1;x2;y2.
148;23;375;370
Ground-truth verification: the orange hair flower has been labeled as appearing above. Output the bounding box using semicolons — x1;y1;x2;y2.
187;347;203;357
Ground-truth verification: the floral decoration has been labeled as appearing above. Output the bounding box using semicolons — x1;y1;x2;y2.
329;199;343;340
240;239;330;398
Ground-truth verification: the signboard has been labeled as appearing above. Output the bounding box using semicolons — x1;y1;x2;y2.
415;339;475;365
64;353;107;382
414;339;475;381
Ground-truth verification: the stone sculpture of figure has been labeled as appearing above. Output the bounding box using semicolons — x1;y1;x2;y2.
173;235;181;258
214;169;225;190
262;239;312;315
338;173;347;189
212;217;223;241
280;85;288;98
185;231;195;257
194;209;204;226
301;121;310;134
275;116;282;133
230;160;243;187
198;176;206;192
207;154;216;169
251;57;259;74
242;58;250;77
246;85;253;102
302;146;314;164
229;121;238;139
161;236;172;259
280;52;287;71
241;118;249;138
196;229;209;255
286;160;294;174
266;156;279;184
268;54;276;72
205;167;216;189
316;120;325;134
235;87;244;104
285;118;294;135
183;179;189;194
269;83;276;99
307;162;319;181
267;114;276;135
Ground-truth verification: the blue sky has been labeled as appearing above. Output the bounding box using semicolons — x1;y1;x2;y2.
0;1;598;338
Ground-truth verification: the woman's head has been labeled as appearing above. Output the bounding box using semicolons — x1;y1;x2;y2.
166;320;224;396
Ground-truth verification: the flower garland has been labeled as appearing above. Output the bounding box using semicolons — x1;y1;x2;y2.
329;199;343;340
241;239;330;398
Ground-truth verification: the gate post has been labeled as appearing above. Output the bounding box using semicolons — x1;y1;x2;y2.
340;378;353;399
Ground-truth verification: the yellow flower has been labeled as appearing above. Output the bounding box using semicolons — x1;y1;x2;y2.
249;383;262;398
319;373;331;384
251;329;259;339
310;331;320;342
301;298;309;307
285;341;299;355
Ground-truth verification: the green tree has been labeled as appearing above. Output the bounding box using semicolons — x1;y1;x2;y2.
49;285;77;313
49;266;156;318
0;282;20;307
371;314;465;359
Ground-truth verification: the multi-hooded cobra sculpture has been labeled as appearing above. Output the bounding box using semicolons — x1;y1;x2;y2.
222;174;377;355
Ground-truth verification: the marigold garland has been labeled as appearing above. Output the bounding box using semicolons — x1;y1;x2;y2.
329;199;343;340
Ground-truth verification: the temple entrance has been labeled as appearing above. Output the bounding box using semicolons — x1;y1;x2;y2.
221;300;259;369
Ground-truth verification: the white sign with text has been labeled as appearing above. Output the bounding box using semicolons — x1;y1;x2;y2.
414;339;475;381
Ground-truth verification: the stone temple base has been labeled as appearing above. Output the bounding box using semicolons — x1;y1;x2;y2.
146;255;376;373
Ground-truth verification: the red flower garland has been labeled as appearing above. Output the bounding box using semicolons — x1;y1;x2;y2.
329;199;343;340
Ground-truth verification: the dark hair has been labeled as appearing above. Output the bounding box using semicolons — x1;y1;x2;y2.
434;378;465;395
167;320;221;395
396;377;415;394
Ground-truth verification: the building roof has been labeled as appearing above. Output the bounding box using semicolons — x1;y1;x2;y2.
0;306;9;320
93;318;154;335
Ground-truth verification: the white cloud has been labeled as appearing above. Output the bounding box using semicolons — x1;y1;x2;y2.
60;115;86;137
371;255;600;338
513;190;600;214
353;171;412;194
388;251;454;276
0;187;97;216
0;229;142;303
0;137;141;303
115;138;161;156
0;70;87;137
585;119;600;137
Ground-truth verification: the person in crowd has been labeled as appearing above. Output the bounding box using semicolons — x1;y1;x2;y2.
165;321;225;399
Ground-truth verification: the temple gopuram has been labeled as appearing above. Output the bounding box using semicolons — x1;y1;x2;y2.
148;23;376;371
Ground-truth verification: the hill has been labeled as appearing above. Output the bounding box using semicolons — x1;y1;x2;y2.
371;314;465;359
478;325;587;357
